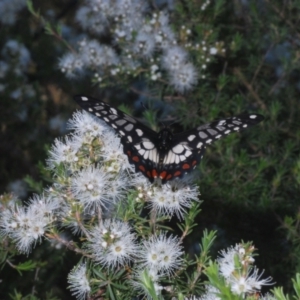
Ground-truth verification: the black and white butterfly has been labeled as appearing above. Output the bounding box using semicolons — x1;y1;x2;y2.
74;95;264;183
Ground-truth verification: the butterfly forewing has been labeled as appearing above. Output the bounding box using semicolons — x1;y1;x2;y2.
74;95;161;181
74;95;264;184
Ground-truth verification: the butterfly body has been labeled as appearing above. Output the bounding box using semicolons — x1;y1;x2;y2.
74;95;264;183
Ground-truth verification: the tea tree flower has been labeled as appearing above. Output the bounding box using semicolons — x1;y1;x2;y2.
139;233;183;275
68;263;91;300
87;219;137;267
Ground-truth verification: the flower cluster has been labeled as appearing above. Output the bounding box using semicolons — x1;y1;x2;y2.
191;243;273;300
0;194;60;253
59;0;224;92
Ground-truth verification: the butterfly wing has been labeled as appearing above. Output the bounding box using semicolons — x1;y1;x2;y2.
156;113;264;183
74;95;161;182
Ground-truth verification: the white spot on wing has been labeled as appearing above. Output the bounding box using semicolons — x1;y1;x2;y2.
172;144;185;154
88;108;93;112
207;129;217;135
119;130;125;136
218;120;226;126
164;152;175;164
124;123;134;131
233;127;239;131
144;150;149;159
243;124;248;128
149;148;158;163
116;119;127;126
216;135;222;139
175;155;180;164
95;113;100;117
250;115;257;119
180;155;186;161
188;135;196;141
127;136;132;142
81;96;88;101
197;142;203;148
110;107;118;115
136;129;143;136
206;139;212;144
134;144;141;150
138;149;145;155
185;150;192;157
143;141;154;149
225;130;231;134
199;131;207;139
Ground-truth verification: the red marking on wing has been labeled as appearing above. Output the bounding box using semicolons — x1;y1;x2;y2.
132;156;139;162
127;151;132;157
147;171;152;178
174;171;181;177
166;174;172;180
159;171;167;179
192;160;197;166
182;163;191;170
139;165;146;172
152;169;158;178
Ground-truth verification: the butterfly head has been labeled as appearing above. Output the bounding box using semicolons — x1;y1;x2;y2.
157;128;173;151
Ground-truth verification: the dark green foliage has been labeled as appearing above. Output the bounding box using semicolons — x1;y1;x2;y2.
1;0;300;298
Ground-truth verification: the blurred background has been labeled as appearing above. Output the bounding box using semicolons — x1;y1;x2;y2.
1;0;300;298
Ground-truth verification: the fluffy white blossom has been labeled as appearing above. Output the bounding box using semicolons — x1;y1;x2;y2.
68;263;91;300
169;62;198;92
87;219;137;267
148;179;200;218
139;233;183;275
71;166;116;211
47;136;80;169
58;52;84;78
217;244;273;296
0;194;59;253
68;110;107;142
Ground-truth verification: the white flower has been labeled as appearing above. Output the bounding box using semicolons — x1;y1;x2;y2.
148;179;200;218
0;194;57;253
162;45;188;71
58;52;84;78
217;245;239;279
217;244;273;296
133;30;156;58
101;130;134;175
68;263;91;300
229;268;273;295
209;47;218;55
68;110;107;142
80;40;119;68
139;233;183;275
71;166;113;211
169;62;198;92
47;136;80;169
87;219;137;267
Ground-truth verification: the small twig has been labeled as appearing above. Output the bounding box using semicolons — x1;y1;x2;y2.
45;232;93;258
268;72;286;95
234;68;267;110
251;43;275;85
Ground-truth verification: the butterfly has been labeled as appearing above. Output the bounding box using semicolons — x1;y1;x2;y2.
74;95;264;183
